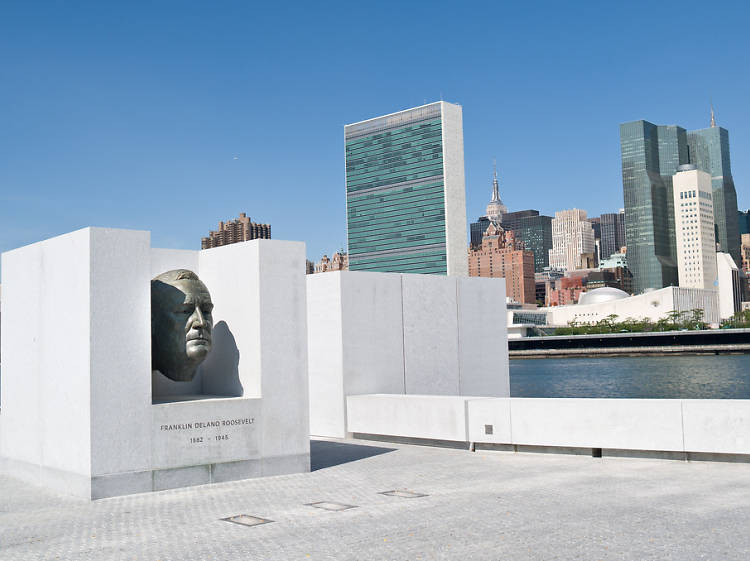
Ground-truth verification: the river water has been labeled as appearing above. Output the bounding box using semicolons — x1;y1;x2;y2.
510;355;750;399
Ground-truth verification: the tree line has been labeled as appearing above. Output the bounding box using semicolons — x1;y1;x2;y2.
554;308;750;335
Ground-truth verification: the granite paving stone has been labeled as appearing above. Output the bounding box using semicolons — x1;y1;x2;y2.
0;438;748;560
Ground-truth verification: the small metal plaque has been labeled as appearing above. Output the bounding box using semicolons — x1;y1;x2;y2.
306;501;357;511
222;514;273;527
485;424;494;435
379;490;428;499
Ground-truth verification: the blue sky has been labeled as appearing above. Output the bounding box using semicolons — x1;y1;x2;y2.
1;1;748;264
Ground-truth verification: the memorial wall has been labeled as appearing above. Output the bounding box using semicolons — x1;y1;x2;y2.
0;228;310;499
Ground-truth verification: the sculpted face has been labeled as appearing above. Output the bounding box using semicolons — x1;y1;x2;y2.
151;270;214;382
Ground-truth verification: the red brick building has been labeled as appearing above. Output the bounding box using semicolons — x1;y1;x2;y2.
468;223;536;304
546;276;585;306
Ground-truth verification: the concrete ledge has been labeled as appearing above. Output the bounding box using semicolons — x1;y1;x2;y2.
91;470;152;500
347;394;487;442
346;394;750;460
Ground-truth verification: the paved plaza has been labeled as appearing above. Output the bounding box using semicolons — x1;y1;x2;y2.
1;438;749;560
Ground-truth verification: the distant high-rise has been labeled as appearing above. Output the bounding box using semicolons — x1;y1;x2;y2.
620;120;686;293
549;209;596;272
686;115;740;264
673;165;717;290
599;210;626;260
590;216;601;262
501;210;552;273
470;216;492;249
201;212;271;249
739;210;750;235
620;112;740;293
344;102;468;275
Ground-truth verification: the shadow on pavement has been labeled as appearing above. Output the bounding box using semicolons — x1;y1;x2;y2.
310;439;397;471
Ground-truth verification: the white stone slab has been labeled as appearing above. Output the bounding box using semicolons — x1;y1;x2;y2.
254;240;310;462
682;400;750;454
1;228;96;479
401;274;460;395
90;228;153;476
508;398;685;451
347;394;474;442
457;277;509;396
466;398;512;443
306;272;345;437
340;271;405;397
152;397;260;470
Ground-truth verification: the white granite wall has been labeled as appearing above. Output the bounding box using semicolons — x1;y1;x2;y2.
1;230;309;498
307;271;509;437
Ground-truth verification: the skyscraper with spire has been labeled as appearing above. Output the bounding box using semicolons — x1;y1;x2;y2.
485;161;508;223
686;107;740;265
620;108;741;293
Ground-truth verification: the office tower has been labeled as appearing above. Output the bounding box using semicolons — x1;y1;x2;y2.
742;234;750;273
590;216;601;262
201;212;271;249
621;113;741;293
344;102;468;275
501;210;553;273
739;210;750;235
470;216;492;249
600;210;626;260
673;165;717;290
485;162;507;223
468;223;535;304
548;209;596;272
620;120;688;293
686;110;741;264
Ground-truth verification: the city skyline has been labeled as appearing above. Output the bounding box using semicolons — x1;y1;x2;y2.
0;3;748;269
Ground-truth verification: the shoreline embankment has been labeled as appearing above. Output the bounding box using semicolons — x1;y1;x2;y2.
508;328;750;359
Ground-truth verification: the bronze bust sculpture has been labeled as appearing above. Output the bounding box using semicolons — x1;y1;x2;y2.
151;269;214;382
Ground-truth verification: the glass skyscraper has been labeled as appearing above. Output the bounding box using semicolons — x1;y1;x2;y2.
687;126;740;264
344;102;468;275
599;211;626;260
621;117;741;293
620;121;685;293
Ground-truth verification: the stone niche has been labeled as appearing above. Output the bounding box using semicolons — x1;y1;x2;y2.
0;228;310;499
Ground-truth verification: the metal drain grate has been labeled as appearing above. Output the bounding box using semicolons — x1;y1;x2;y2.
379;490;428;499
222;514;274;527
306;501;357;511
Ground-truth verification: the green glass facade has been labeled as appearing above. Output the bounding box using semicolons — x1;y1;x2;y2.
687;127;740;264
620;121;685;293
345;105;450;274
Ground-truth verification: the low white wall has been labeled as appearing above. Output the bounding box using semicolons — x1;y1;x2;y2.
347;395;480;442
346;394;750;456
308;272;509;438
